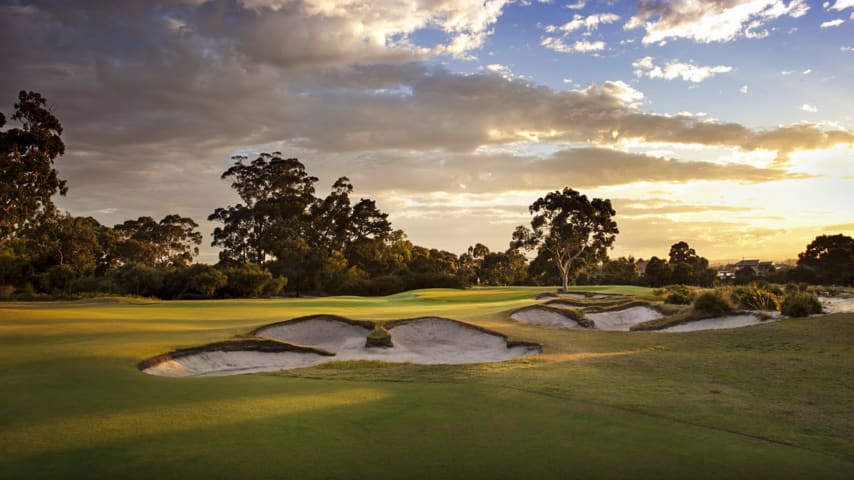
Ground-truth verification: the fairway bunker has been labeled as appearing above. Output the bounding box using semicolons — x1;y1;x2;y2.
510;306;588;329
660;314;771;332
821;296;854;314
584;306;663;331
142;315;541;377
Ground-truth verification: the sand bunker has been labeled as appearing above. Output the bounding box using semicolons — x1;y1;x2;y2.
821;297;854;314
584;306;663;331
660;314;769;332
142;316;540;377
141;340;334;377
254;315;372;353
510;306;586;329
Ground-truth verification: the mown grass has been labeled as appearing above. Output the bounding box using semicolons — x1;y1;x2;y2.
1;286;853;479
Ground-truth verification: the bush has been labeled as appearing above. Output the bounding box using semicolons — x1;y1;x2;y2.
664;284;696;305
217;263;286;298
0;285;15;299
731;284;780;311
68;276;120;295
781;292;822;317
112;264;165;297
693;291;733;316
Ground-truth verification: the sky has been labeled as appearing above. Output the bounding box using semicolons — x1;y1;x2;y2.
1;0;853;264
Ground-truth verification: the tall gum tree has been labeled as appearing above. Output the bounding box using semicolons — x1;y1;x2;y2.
0;91;67;241
512;187;618;291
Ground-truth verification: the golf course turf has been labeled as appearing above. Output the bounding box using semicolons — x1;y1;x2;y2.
1;286;852;479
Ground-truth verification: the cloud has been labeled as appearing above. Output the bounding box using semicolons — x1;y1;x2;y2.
842;46;854;52
541;37;606;53
2;0;852;260
331;147;808;195
827;0;854;10
626;0;810;44
801;104;818;112
541;12;618;53
550;13;621;33
740;85;749;93
566;1;586;10
633;57;733;82
820;18;846;27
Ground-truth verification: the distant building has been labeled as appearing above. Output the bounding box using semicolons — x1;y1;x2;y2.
733;259;775;276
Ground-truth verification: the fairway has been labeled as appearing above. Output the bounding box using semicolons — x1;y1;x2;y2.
1;287;853;479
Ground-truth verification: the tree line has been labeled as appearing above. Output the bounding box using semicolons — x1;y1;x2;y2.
2;91;851;299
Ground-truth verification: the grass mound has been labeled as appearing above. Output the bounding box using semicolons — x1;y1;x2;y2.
365;324;393;348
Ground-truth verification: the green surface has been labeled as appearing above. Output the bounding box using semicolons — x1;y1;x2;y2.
1;286;852;479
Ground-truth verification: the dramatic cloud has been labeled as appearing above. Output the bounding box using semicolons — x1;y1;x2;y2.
2;0;851;260
633;57;733;82
335;147;806;195
626;0;810;44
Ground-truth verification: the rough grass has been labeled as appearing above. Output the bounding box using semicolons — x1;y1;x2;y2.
1;286;853;479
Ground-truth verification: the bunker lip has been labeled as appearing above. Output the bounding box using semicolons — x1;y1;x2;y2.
658;313;772;332
142;315;542;377
510;305;593;329
584;306;664;331
138;338;334;371
535;292;626;301
250;314;374;336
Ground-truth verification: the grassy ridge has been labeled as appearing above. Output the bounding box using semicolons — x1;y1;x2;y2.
1;287;852;479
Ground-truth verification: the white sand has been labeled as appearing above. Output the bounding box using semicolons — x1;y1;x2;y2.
383;318;537;364
510;307;584;329
660;314;769;332
144;317;539;377
820;297;854;314
143;350;330;377
584;307;663;331
255;316;370;352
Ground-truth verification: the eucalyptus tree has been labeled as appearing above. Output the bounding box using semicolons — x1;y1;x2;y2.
512;187;618;291
0;91;67;241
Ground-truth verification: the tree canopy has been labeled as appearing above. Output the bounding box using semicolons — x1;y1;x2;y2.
0;91;67;240
797;234;854;285
511;187;618;291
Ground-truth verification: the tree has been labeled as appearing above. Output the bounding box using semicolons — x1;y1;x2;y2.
0;91;67;240
114;214;201;267
209;154;318;266
797;234;854;285
668;241;697;264
479;250;528;286
512;187;618;291
643;256;671;287
599;256;639;285
666;241;714;287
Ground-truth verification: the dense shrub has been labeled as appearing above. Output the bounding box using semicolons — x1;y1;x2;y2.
112;264;165;297
664;284;696;305
68;276;120;295
731;284;780;311
781;292;822;317
0;285;15;299
217;263;287;298
693;291;733;316
162;264;227;299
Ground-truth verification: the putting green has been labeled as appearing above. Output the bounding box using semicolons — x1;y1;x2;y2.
1;287;852;479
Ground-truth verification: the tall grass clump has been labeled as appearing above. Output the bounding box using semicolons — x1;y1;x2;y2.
731;284;780;311
693;291;733;316
664;284;696;305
